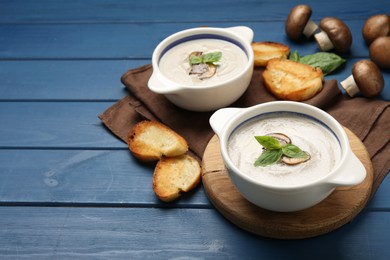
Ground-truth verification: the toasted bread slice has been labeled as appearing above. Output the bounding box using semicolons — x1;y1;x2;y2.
252;41;290;67
153;154;201;202
128;120;188;161
262;58;324;101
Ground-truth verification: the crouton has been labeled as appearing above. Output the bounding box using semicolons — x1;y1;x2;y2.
252;41;290;67
262;58;324;101
153;154;201;202
128;120;188;161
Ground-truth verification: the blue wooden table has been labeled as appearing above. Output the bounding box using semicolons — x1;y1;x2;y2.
1;1;390;259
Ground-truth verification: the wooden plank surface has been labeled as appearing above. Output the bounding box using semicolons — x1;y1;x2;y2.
0;149;209;206
0;147;387;209
0;102;123;148
0;207;389;259
0;0;387;23
0;21;377;59
1;0;390;258
1;59;389;101
0;60;147;101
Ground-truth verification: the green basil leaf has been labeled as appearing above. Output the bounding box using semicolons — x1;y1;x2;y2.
202;52;222;63
289;50;300;62
254;149;283;167
255;136;282;150
189;55;202;65
299;52;346;75
282;144;306;158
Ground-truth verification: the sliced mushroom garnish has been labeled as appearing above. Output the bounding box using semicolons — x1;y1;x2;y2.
282;151;311;165
189;51;203;62
188;51;217;79
198;63;216;79
266;133;291;146
189;63;209;75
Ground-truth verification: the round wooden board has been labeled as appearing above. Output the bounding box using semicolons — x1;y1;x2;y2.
201;128;373;239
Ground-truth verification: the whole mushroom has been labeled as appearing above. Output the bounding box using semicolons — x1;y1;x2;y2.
340;60;384;97
362;14;390;45
314;17;352;53
369;36;390;69
285;4;318;40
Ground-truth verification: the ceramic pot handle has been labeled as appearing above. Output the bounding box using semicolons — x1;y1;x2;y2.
325;150;366;187
226;26;254;44
209;107;242;136
148;71;181;94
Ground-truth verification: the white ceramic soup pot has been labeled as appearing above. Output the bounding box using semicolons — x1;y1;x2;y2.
148;26;254;112
210;101;366;212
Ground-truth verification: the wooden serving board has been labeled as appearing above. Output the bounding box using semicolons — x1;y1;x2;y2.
201;128;373;239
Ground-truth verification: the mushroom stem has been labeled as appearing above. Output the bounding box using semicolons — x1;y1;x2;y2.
302;20;318;38
314;31;334;51
340;75;359;97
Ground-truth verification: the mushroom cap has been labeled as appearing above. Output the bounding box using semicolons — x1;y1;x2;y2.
362;14;390;45
352;60;384;97
285;4;312;40
319;17;352;53
369;36;390;69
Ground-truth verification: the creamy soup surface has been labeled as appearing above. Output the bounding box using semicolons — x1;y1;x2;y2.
158;38;247;86
228;112;342;187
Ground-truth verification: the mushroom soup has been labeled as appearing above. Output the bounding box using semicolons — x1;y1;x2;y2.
158;38;248;87
228;112;342;187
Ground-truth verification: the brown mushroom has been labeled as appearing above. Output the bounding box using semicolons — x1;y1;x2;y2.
265;133;291;146
198;64;216;79
282;151;311;165
362;14;390;45
340;60;384;97
285;4;318;40
188;51;217;79
369;36;390;69
314;17;352;53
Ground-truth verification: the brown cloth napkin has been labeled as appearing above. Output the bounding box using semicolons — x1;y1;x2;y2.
99;64;390;198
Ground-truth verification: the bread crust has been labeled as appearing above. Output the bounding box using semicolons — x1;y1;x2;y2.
262;58;324;101
252;41;290;67
153;154;201;202
128;120;188;161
